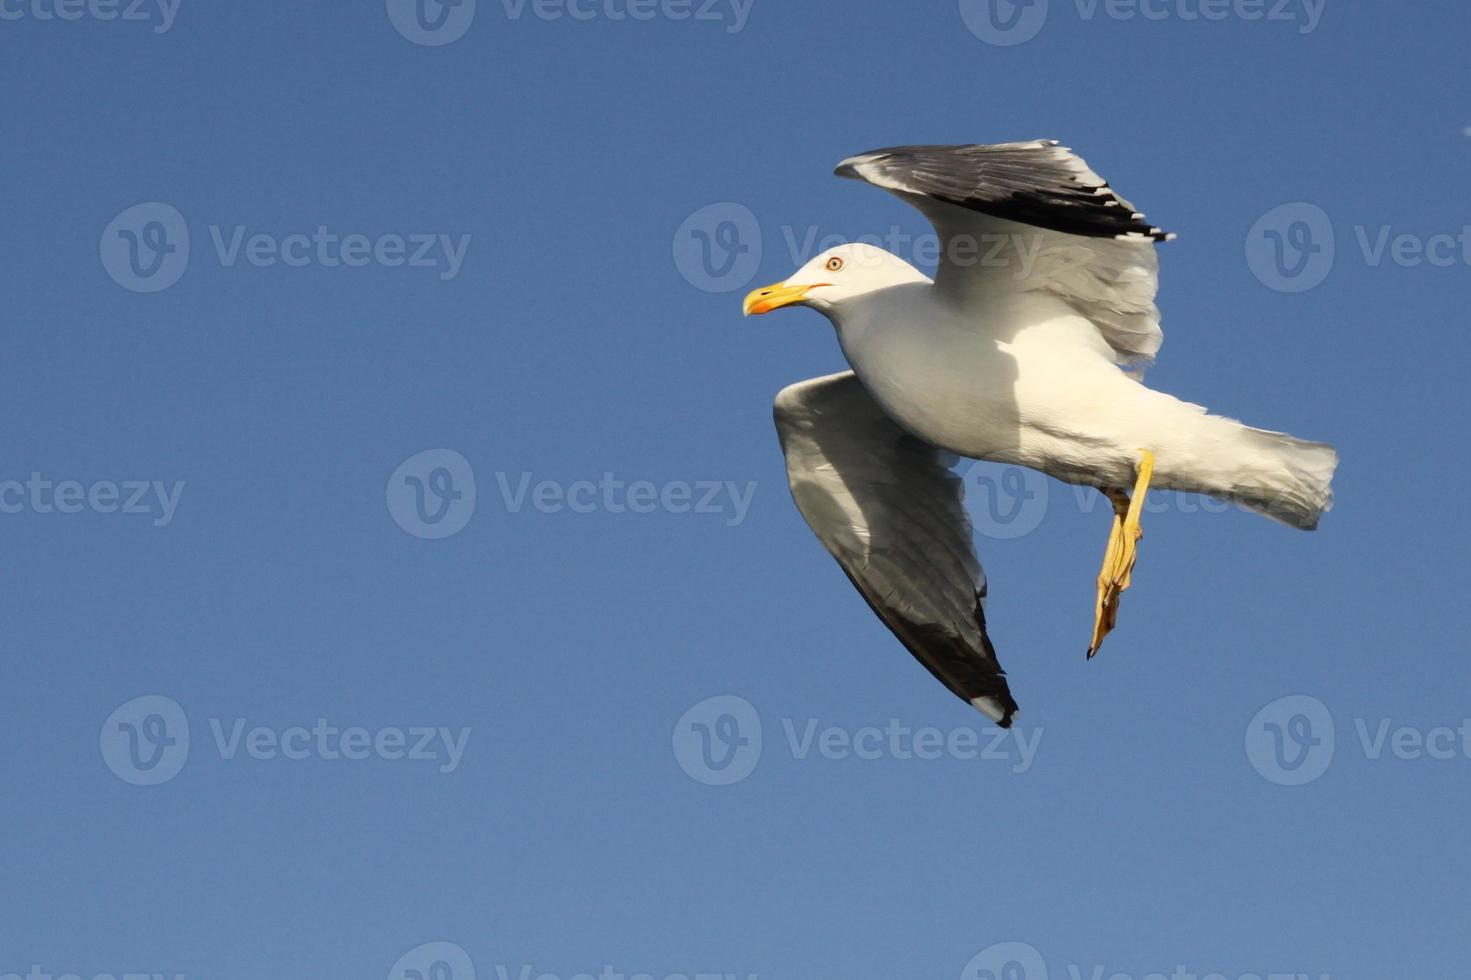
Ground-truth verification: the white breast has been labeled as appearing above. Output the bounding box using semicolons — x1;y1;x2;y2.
830;283;1140;471
831;285;1027;457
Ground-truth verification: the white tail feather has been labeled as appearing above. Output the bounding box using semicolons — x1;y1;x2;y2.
1222;427;1339;530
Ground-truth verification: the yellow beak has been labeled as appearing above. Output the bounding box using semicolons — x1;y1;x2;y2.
742;280;828;316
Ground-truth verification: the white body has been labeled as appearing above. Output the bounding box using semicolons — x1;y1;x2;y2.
836;279;1294;493
782;245;1336;529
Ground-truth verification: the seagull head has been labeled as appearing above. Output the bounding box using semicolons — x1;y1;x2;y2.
743;243;929;317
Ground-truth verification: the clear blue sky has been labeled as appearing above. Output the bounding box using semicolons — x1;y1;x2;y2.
3;3;1469;979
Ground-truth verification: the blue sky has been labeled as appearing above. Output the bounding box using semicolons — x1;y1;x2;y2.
2;2;1469;979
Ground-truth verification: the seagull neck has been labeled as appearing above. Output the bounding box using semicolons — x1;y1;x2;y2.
826;282;938;339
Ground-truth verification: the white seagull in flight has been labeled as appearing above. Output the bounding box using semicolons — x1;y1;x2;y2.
745;141;1338;725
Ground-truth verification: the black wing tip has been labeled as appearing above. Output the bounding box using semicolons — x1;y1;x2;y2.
968;591;1018;727
835;140;1176;243
1119;227;1177;244
970;693;1020;729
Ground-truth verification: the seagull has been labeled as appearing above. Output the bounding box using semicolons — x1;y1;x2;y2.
746;141;1338;724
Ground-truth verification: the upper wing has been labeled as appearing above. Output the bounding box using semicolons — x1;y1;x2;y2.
836;140;1173;373
774;371;1018;726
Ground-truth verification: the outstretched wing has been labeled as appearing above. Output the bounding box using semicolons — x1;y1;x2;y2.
774;371;1019;726
836;140;1173;373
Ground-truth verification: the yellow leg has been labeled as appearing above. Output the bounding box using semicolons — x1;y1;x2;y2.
1088;450;1155;658
1089;491;1129;655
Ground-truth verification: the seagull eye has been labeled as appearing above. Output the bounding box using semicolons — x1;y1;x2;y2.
825;257;845;273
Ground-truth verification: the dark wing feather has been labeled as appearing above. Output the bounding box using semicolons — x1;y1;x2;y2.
835;140;1172;372
774;371;1019;725
835;140;1172;241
